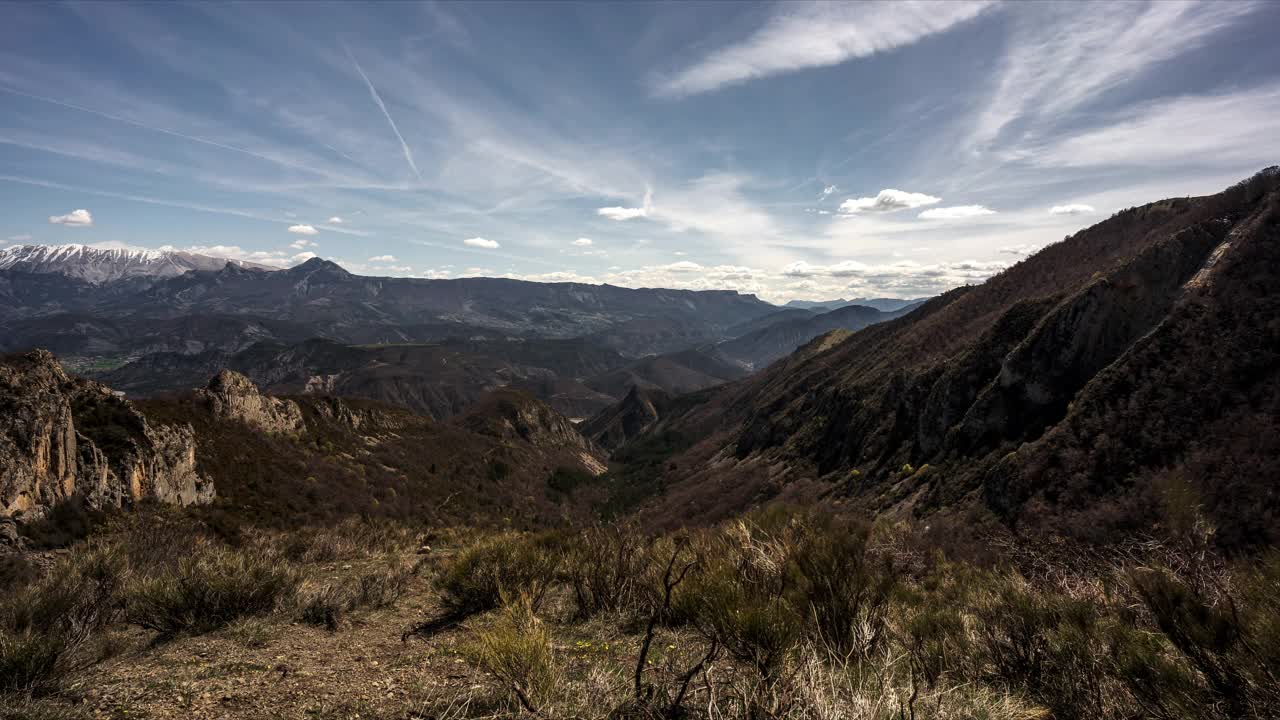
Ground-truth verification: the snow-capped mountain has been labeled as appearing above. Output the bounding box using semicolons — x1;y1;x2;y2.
0;244;275;283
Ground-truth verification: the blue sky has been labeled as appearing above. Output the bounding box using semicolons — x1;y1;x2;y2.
2;1;1278;301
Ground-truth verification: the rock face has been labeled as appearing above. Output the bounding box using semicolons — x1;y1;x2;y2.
455;389;607;475
195;370;304;435
582;386;670;452
0;349;213;520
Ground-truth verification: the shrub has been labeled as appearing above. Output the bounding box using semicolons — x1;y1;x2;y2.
565;524;647;619
0;545;125;695
435;532;561;620
0;697;90;720
299;584;348;632
352;559;413;610
274;518;414;564
1129;561;1280;718
676;522;803;684
125;541;300;637
463;593;558;714
973;572;1110;719
106;510;216;571
788;517;898;661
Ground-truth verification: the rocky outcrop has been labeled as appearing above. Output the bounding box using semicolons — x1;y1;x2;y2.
0;349;213;520
456;389;607;474
195;370;304;435
582;386;670;452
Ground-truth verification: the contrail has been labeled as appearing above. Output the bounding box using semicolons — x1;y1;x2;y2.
345;47;421;180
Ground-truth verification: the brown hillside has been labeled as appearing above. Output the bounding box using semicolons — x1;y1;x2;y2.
614;169;1280;549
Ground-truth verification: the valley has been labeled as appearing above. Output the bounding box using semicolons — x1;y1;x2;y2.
4;1;1280;712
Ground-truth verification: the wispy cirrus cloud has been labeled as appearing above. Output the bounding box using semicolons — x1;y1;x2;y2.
655;1;991;97
971;1;1262;150
919;205;996;220
1028;84;1280;170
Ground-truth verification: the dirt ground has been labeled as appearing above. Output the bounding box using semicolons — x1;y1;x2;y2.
52;553;651;720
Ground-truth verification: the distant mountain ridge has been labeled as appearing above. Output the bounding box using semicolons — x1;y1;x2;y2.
0;244;274;283
715;302;919;370
0;256;778;355
782;297;927;313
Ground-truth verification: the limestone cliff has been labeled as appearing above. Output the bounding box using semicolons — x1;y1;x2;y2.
0;349;213;520
195;369;304;435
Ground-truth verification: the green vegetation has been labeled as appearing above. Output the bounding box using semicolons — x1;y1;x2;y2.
124;541;300;637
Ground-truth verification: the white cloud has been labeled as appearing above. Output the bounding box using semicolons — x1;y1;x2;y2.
494;254;1008;302
598;187;653;221
291;251;318;263
183;244;297;267
664;261;704;273
656;1;992;97
919;205;996;220
368;254;398;262
820;185;838;199
327;216;344;224
1048;204;1096;216
572;237;593;246
7;234;32;243
288;224;318;235
289;239;316;250
463;237;500;249
598;206;648;221
48;208;93;227
839;189;941;214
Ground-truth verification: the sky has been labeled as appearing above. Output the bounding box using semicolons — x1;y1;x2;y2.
2;1;1279;302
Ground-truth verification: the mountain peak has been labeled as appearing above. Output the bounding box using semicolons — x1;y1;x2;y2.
289;257;350;275
0;243;274;283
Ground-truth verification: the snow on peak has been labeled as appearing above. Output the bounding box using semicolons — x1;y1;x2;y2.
0;243;272;283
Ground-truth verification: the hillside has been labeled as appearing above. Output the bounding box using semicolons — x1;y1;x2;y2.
132;373;606;531
606;169;1280;549
92;337;749;421
715;302;912;370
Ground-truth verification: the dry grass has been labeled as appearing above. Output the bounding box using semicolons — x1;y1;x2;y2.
2;509;1278;719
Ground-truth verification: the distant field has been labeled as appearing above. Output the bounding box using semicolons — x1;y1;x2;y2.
58;355;137;374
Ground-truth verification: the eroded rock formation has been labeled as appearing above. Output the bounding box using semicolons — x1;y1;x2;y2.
0;349;213;520
196;369;304;435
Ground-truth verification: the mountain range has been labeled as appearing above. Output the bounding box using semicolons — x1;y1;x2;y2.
2;169;1278;555
0;243;274;283
0;248;915;418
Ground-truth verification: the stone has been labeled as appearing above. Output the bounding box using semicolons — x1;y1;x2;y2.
195;369;305;435
0;349;214;520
